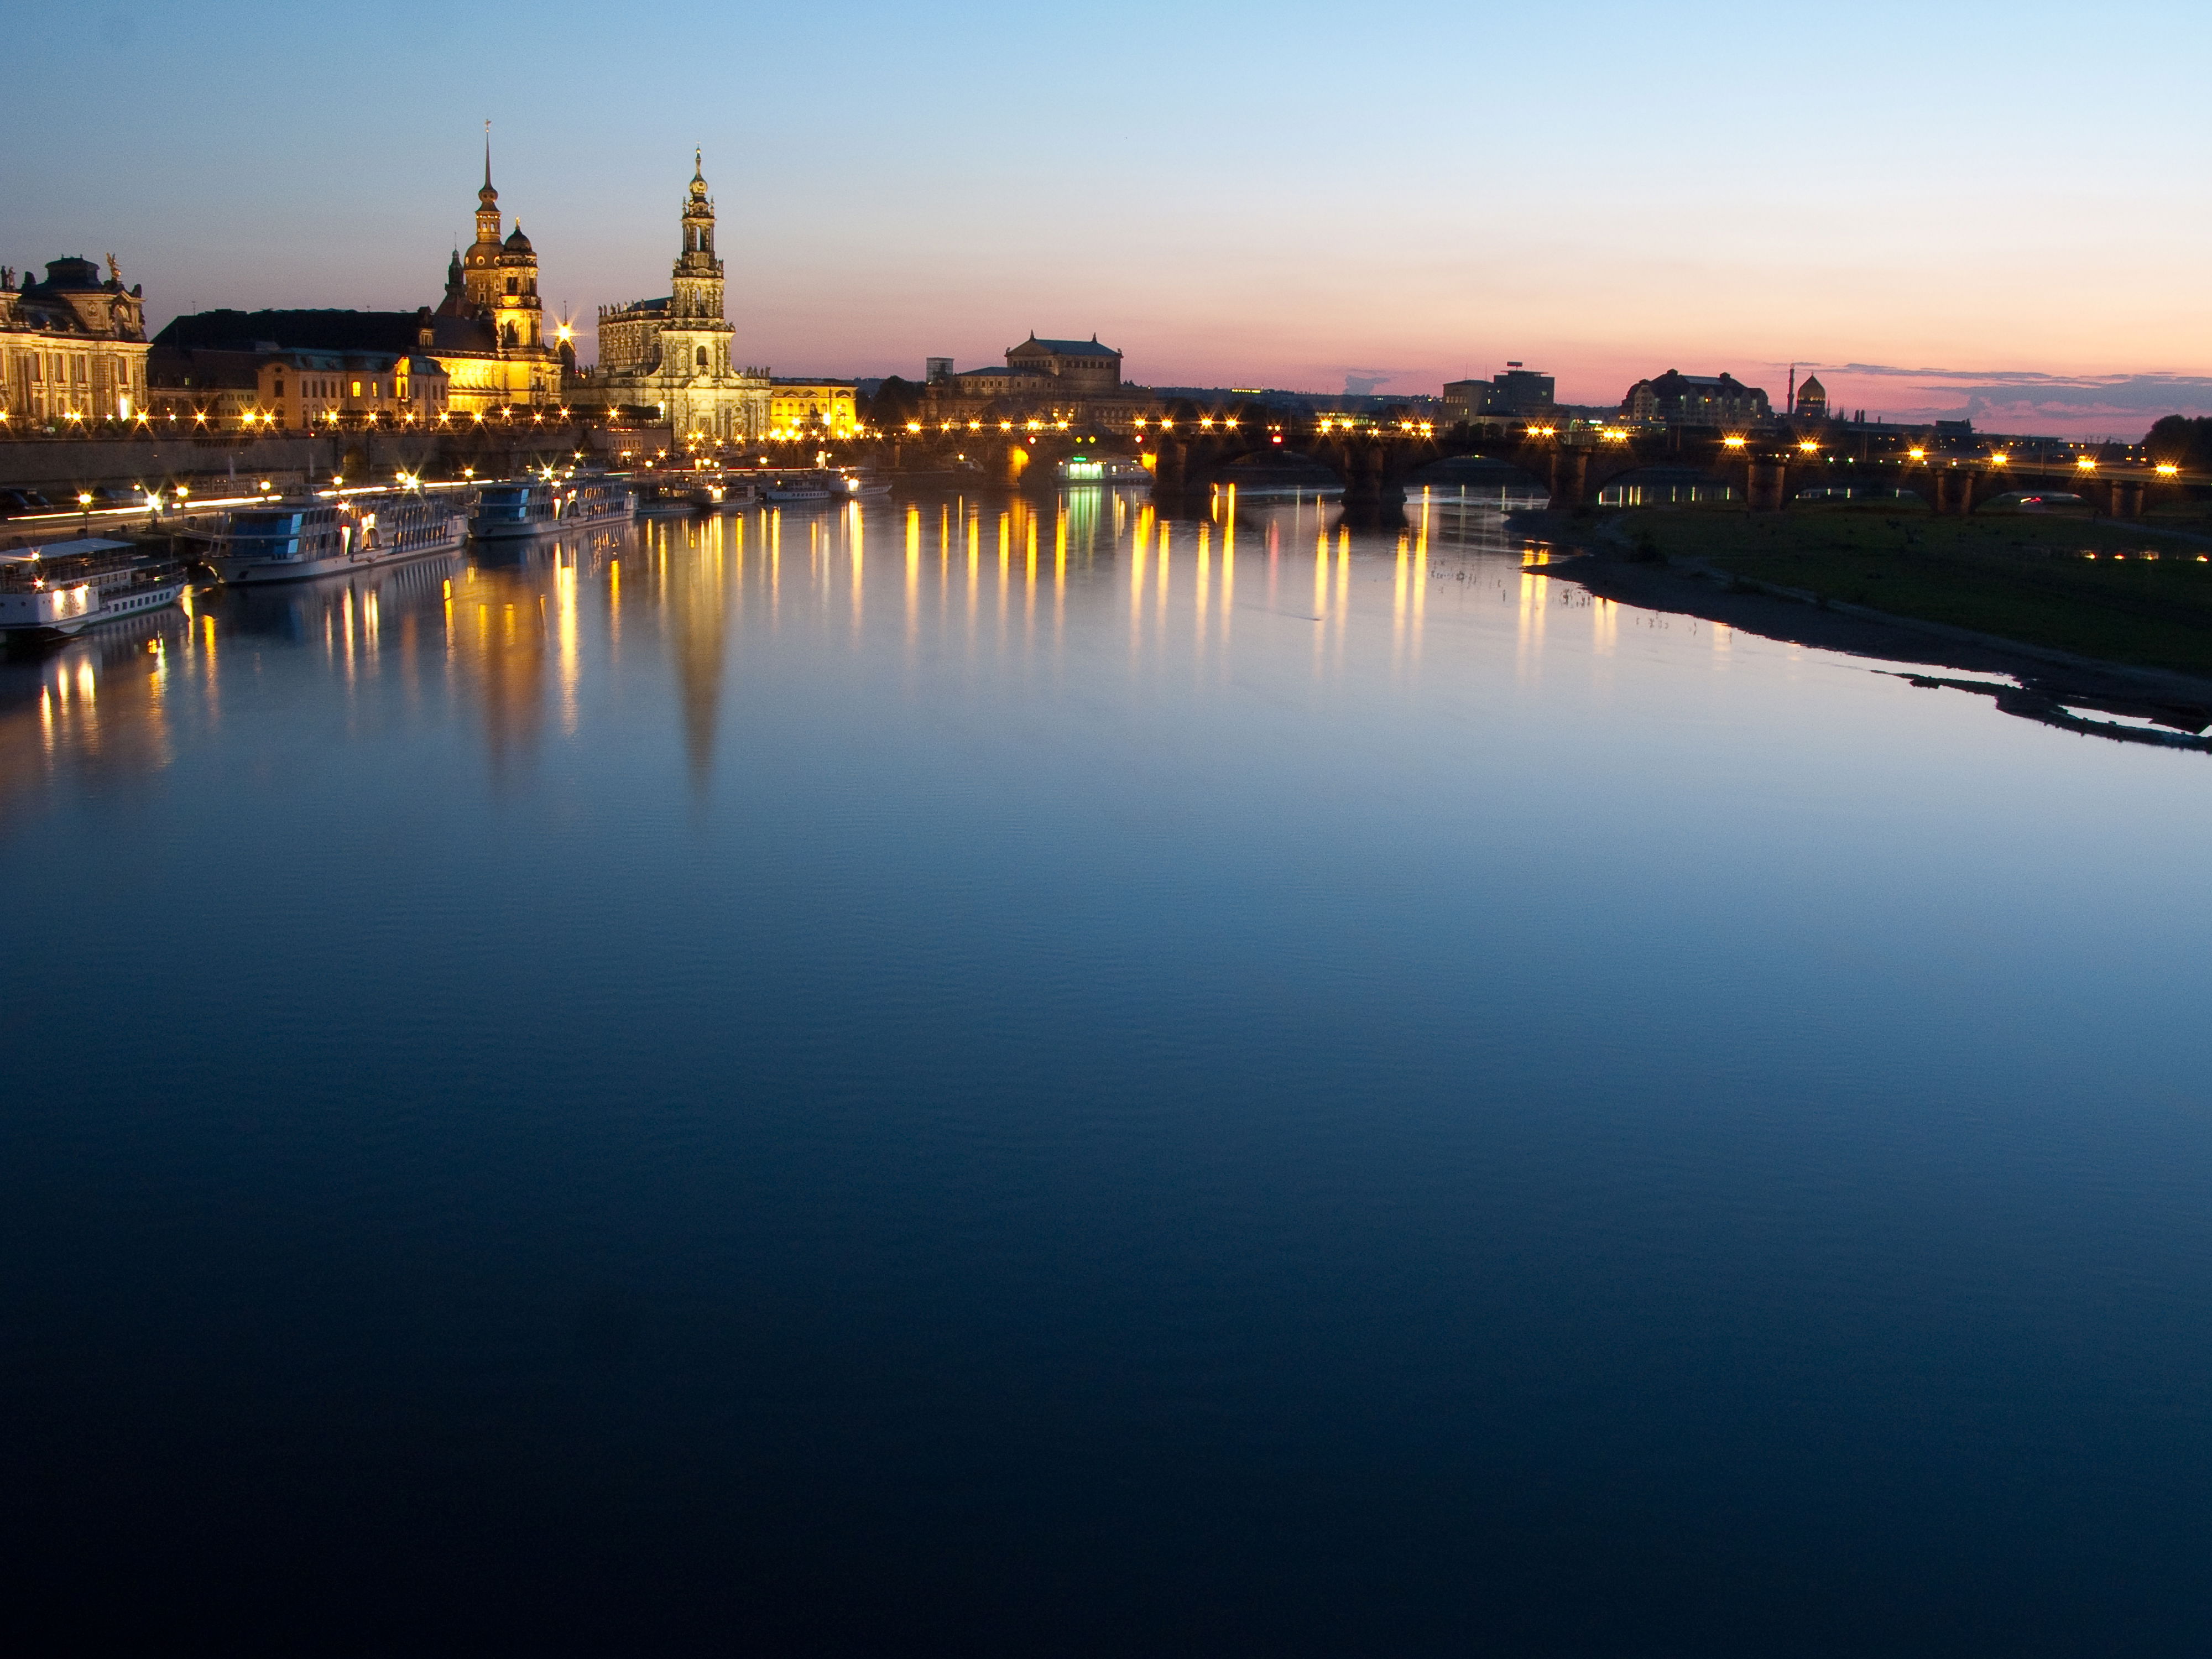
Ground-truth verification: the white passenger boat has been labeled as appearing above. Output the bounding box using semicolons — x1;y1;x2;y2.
473;477;636;539
469;481;556;539
688;473;759;510
557;477;637;529
0;537;189;639
210;491;467;584
764;474;835;505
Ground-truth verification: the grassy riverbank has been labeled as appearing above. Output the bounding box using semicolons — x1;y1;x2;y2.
1618;503;2212;676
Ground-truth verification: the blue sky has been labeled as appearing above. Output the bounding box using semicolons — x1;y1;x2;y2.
11;1;2208;433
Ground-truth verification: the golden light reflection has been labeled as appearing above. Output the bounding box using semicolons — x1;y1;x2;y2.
906;506;921;646
555;557;580;733
1516;570;1548;683
1393;540;1409;662
1196;521;1212;656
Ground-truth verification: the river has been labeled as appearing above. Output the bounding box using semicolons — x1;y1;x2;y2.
3;484;2209;1653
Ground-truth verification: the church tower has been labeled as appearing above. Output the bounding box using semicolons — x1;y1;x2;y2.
463;138;505;315
671;150;726;324
654;151;735;388
456;136;544;352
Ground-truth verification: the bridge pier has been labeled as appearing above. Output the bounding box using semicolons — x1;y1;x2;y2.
1745;460;1790;512
1544;449;1589;512
1337;445;1405;518
2108;478;2146;519
1931;471;1975;517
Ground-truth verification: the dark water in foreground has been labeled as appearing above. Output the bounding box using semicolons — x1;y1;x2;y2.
3;486;2210;1655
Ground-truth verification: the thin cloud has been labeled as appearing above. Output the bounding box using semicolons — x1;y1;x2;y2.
1814;364;2212;413
1777;364;2212;437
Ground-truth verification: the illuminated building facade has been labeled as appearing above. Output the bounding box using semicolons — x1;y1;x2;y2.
571;154;771;442
0;256;151;426
769;379;858;437
427;148;562;411
150;150;561;421
147;348;449;428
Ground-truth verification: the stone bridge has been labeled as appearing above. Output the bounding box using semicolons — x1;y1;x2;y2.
776;416;2189;523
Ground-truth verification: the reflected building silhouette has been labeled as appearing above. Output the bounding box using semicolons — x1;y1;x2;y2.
450;559;550;782
666;520;732;794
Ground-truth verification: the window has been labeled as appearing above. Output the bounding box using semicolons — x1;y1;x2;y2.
506;278;518;296
352;381;362;397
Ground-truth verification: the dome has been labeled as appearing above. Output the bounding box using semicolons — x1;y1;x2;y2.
503;223;533;254
1797;374;1826;398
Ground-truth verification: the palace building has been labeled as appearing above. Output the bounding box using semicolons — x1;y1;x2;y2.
571;154;771;442
150;147;560;421
0;256;152;426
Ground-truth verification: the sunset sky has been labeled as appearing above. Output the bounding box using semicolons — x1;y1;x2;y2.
14;0;2207;436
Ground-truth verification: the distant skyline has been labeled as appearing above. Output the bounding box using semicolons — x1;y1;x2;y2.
14;1;2207;437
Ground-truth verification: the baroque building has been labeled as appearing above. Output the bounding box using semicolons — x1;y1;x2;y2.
919;334;1147;427
572;155;770;441
151;149;561;420
769;379;859;437
429;145;562;411
0;256;152;426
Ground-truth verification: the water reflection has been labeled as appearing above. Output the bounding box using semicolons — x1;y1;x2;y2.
0;481;1714;818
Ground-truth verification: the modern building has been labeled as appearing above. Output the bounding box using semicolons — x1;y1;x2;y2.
571;154;771;443
769;379;859;438
1620;370;1771;426
0;256;152;426
1442;364;1556;423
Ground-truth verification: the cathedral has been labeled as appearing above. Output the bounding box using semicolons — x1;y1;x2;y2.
571;154;770;441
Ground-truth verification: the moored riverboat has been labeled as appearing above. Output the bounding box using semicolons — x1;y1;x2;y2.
556;477;637;529
474;477;637;539
208;490;468;585
469;481;556;539
0;536;189;639
1058;456;1151;485
764;472;837;505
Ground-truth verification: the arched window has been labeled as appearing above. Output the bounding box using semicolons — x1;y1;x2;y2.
696;347;707;371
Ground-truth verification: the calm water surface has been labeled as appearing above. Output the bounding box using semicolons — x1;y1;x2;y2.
4;486;2210;1654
